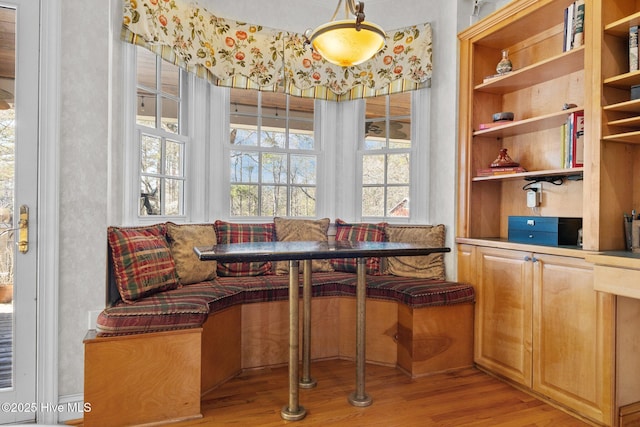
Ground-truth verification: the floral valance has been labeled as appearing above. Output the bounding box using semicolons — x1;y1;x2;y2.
122;0;432;101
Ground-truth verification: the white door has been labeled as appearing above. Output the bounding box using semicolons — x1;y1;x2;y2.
0;0;39;424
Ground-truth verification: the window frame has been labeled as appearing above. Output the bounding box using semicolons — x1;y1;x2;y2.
226;90;320;219
124;44;192;223
356;91;427;223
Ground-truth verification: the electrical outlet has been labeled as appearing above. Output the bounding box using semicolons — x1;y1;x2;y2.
88;310;101;330
526;183;542;207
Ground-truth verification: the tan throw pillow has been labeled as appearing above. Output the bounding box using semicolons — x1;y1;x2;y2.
273;217;334;274
166;222;218;285
385;225;446;280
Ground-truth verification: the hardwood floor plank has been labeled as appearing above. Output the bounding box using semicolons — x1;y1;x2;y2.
172;360;591;427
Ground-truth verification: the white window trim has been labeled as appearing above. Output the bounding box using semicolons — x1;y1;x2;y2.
348;89;431;224
123;45;211;224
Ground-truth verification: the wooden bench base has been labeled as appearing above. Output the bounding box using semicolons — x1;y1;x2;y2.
84;298;474;426
83;328;202;427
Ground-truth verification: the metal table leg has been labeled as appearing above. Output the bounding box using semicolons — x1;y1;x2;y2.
348;258;372;407
300;259;317;389
281;260;306;421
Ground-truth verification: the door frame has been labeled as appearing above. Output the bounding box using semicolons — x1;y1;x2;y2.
36;0;60;424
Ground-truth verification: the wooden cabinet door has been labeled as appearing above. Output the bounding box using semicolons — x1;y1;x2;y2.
532;253;614;426
475;246;533;387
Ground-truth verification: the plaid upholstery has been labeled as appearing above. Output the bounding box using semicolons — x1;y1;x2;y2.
107;225;179;303
100;222;475;336
97;272;474;336
214;221;275;276
96;283;216;336
331;219;387;275
216;272;474;309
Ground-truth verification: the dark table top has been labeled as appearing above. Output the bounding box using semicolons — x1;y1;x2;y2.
194;240;450;262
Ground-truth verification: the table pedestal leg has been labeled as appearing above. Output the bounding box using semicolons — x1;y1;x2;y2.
348;258;372;407
281;260;306;421
300;259;317;389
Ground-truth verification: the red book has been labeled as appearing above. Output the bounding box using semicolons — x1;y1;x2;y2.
570;111;584;167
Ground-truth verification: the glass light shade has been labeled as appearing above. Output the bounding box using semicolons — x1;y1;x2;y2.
309;20;386;67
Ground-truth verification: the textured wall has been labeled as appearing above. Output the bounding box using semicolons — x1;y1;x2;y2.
58;0;110;396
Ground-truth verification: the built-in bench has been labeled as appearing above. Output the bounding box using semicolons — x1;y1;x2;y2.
83;219;475;426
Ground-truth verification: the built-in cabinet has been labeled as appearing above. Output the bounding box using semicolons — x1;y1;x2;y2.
459;245;615;424
457;0;640;425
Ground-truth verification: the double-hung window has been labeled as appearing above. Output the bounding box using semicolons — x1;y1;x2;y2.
361;92;412;218
229;88;317;218
135;46;187;217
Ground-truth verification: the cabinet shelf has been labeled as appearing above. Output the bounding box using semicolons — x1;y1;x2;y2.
603;70;640;89
604;11;640;38
608;116;640;127
603;98;640;113
472;168;583;182
473;107;582;138
475;47;584;94
602;130;640;144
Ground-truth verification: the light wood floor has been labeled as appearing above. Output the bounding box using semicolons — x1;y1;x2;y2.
174;360;591;427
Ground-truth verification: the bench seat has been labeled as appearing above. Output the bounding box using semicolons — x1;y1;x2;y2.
96;272;475;336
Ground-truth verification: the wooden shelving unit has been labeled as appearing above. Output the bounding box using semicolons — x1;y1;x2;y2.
455;1;640;426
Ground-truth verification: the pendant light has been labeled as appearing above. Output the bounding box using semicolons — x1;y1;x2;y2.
305;0;386;67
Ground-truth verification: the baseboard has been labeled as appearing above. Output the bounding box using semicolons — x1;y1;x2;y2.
54;393;88;423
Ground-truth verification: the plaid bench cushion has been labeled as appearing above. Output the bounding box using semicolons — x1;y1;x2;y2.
214;272;474;309
97;272;475;336
96;283;221;336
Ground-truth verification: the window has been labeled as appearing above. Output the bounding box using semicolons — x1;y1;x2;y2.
361;92;412;218
135;46;187;217
229;88;317;217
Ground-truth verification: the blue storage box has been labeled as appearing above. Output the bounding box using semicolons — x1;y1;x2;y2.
508;216;582;246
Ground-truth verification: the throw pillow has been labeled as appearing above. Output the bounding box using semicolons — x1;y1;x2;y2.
331;219;387;275
213;220;275;276
273;217;334;274
166;222;218;285
107;224;179;303
385;224;446;280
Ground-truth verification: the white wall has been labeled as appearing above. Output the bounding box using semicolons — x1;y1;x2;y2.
52;0;504;414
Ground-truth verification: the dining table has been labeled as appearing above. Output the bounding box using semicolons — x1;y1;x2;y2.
195;240;450;421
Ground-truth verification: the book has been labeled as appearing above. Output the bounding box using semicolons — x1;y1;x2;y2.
560;123;567;168
631;25;639;72
477;120;513;130
572;111;585;167
573;0;585;48
476;166;527;177
563;111;584;168
564;2;575;52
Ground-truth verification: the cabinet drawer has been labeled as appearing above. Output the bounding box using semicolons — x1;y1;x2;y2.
508;229;559;245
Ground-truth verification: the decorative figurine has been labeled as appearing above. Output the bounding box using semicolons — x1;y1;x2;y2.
490;148;519;168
